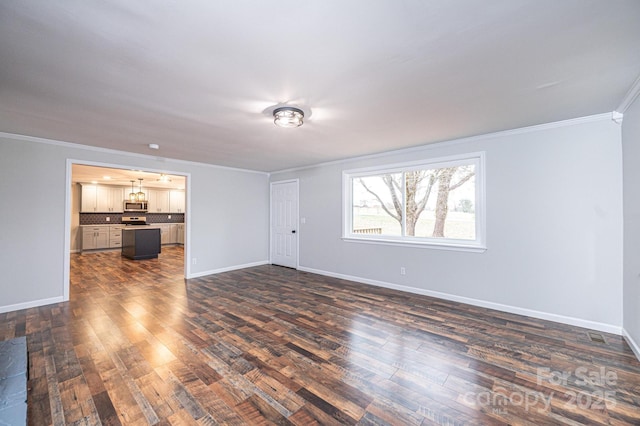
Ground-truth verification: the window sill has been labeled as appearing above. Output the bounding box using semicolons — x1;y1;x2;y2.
342;236;487;253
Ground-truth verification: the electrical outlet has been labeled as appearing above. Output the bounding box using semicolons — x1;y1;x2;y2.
400;267;406;275
192;258;197;265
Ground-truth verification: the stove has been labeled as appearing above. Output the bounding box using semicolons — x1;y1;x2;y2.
122;216;148;226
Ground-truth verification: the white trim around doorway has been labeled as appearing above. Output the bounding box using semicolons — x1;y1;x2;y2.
64;159;192;300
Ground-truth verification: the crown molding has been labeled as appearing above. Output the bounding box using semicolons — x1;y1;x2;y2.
271;112;612;175
1;110;617;178
0;131;269;176
616;73;640;114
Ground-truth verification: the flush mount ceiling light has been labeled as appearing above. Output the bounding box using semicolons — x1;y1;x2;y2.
273;106;304;128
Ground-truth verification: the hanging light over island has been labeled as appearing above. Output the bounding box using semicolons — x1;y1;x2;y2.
136;178;146;201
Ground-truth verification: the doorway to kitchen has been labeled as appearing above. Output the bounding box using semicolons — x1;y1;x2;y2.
63;160;190;301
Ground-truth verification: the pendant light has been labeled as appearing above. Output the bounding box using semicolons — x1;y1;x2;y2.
136;178;146;201
129;180;137;202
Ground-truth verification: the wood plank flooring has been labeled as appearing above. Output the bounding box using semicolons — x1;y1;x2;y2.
1;246;639;425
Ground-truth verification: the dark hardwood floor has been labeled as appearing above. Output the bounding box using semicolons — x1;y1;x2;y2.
1;246;639;425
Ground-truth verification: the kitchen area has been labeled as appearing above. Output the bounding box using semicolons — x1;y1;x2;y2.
70;165;186;262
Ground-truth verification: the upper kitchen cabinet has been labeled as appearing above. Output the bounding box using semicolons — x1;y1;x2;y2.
81;184;124;213
147;189;170;213
80;184;97;212
147;189;185;213
169;190;185;213
97;186;124;212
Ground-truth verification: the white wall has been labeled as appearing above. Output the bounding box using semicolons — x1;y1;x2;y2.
0;134;270;313
1;115;626;334
622;97;640;356
271;115;624;332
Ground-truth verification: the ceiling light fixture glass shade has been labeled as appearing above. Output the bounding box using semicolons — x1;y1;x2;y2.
273;107;304;128
129;180;137;202
136;178;146;201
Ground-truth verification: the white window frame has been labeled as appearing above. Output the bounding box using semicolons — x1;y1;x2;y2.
342;152;486;252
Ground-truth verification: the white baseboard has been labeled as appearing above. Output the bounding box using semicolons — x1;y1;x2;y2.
0;296;65;314
622;328;640;361
187;260;269;279
298;266;622;335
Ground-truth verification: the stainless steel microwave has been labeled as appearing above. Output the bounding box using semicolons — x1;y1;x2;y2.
123;201;148;212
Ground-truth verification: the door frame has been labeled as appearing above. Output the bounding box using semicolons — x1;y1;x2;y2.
269;179;299;269
64;158;191;301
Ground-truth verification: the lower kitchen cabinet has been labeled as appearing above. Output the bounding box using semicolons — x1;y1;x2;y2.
82;225;125;251
82;226;109;250
154;223;183;245
158;224;176;245
176;224;185;245
159;224;171;245
109;225;123;248
170;224;179;244
82;223;184;251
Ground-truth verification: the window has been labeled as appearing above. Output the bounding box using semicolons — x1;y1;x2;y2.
343;153;485;251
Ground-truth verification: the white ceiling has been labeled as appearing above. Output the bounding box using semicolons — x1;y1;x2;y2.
1;1;639;172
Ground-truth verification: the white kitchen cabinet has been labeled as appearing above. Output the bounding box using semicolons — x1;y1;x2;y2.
148;189;171;213
80;185;99;212
82;226;109;250
110;187;124;212
109;225;123;248
170;224;178;244
176;224;185;245
81;184;124;212
153;223;184;244
159;224;172;245
98;186;124;212
169;191;185;213
148;189;184;213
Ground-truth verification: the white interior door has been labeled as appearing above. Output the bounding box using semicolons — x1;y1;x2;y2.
271;180;298;268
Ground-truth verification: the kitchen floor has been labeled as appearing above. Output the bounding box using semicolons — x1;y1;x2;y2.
2;246;639;424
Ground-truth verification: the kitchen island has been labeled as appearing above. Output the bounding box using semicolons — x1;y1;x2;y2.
121;226;161;260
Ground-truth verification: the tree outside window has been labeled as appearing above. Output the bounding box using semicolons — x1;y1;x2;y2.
347;155;483;247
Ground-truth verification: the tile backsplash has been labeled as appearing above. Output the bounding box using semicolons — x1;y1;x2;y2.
145;213;185;224
80;213;185;225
